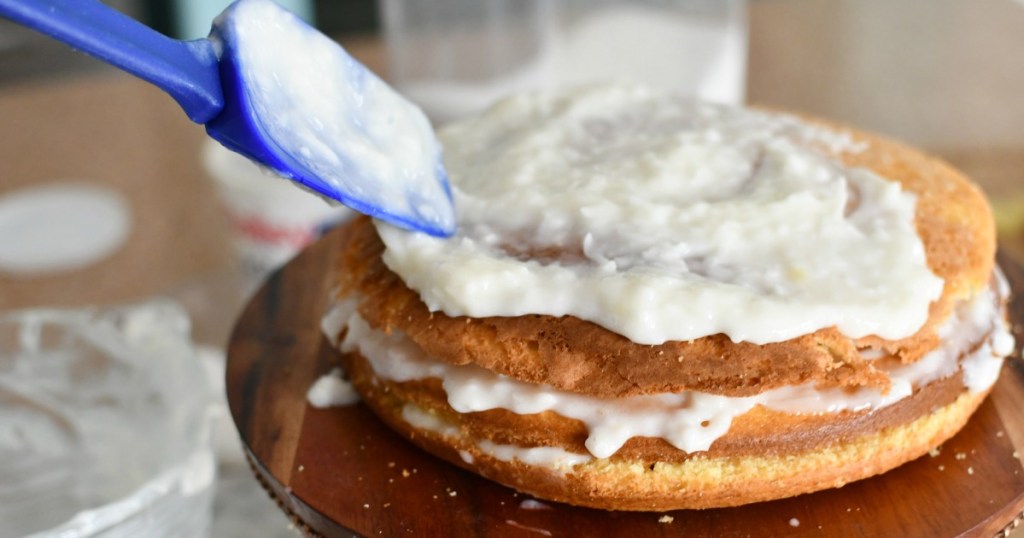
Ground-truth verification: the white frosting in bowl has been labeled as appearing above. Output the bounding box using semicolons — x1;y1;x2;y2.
376;85;944;345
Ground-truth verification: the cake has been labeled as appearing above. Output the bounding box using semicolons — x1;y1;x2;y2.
316;85;1014;510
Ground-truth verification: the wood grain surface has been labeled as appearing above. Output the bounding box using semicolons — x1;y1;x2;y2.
227;227;1024;537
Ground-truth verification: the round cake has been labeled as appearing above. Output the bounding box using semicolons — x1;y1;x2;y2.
315;85;1014;510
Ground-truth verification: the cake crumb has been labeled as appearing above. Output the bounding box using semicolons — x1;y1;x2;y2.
997;431;1005;438
789;518;800;527
659;515;674;524
955;452;967;460
388;461;396;468
1014;451;1020;460
298;465;304;472
363;504;370;509
402;469;411;477
968;467;975;475
928;447;941;458
938;465;945;471
450;491;458;497
384;503;391;508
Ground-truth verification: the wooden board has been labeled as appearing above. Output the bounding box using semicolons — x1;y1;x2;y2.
226;227;1024;537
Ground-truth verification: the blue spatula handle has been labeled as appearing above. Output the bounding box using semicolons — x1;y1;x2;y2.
0;0;223;123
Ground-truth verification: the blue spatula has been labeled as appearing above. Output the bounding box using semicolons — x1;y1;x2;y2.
0;0;455;237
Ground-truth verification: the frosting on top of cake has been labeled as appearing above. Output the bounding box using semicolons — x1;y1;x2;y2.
376;85;944;345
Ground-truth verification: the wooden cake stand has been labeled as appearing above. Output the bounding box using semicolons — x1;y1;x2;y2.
227;227;1024;537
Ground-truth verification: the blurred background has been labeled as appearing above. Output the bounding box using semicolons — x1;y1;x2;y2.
1;0;1023;536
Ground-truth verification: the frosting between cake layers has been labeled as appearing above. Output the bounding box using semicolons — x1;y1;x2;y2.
376;85;944;345
321;274;1012;459
400;403;593;471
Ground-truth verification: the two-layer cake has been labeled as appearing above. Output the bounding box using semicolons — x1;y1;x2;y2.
319;85;1013;510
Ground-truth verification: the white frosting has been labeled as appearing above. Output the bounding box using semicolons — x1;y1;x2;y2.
376;85;944;344
218;0;454;235
307;368;360;408
319;297;352;347
401;404;591;471
476;439;592;469
961;270;1016;392
399;402;459;437
331;276;1011;459
519;499;552;511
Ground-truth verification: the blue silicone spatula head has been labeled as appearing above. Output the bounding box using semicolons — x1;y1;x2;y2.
208;0;455;237
0;0;456;237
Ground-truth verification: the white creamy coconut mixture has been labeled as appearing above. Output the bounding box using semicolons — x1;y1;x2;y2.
216;0;454;236
377;85;944;345
317;283;1012;460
